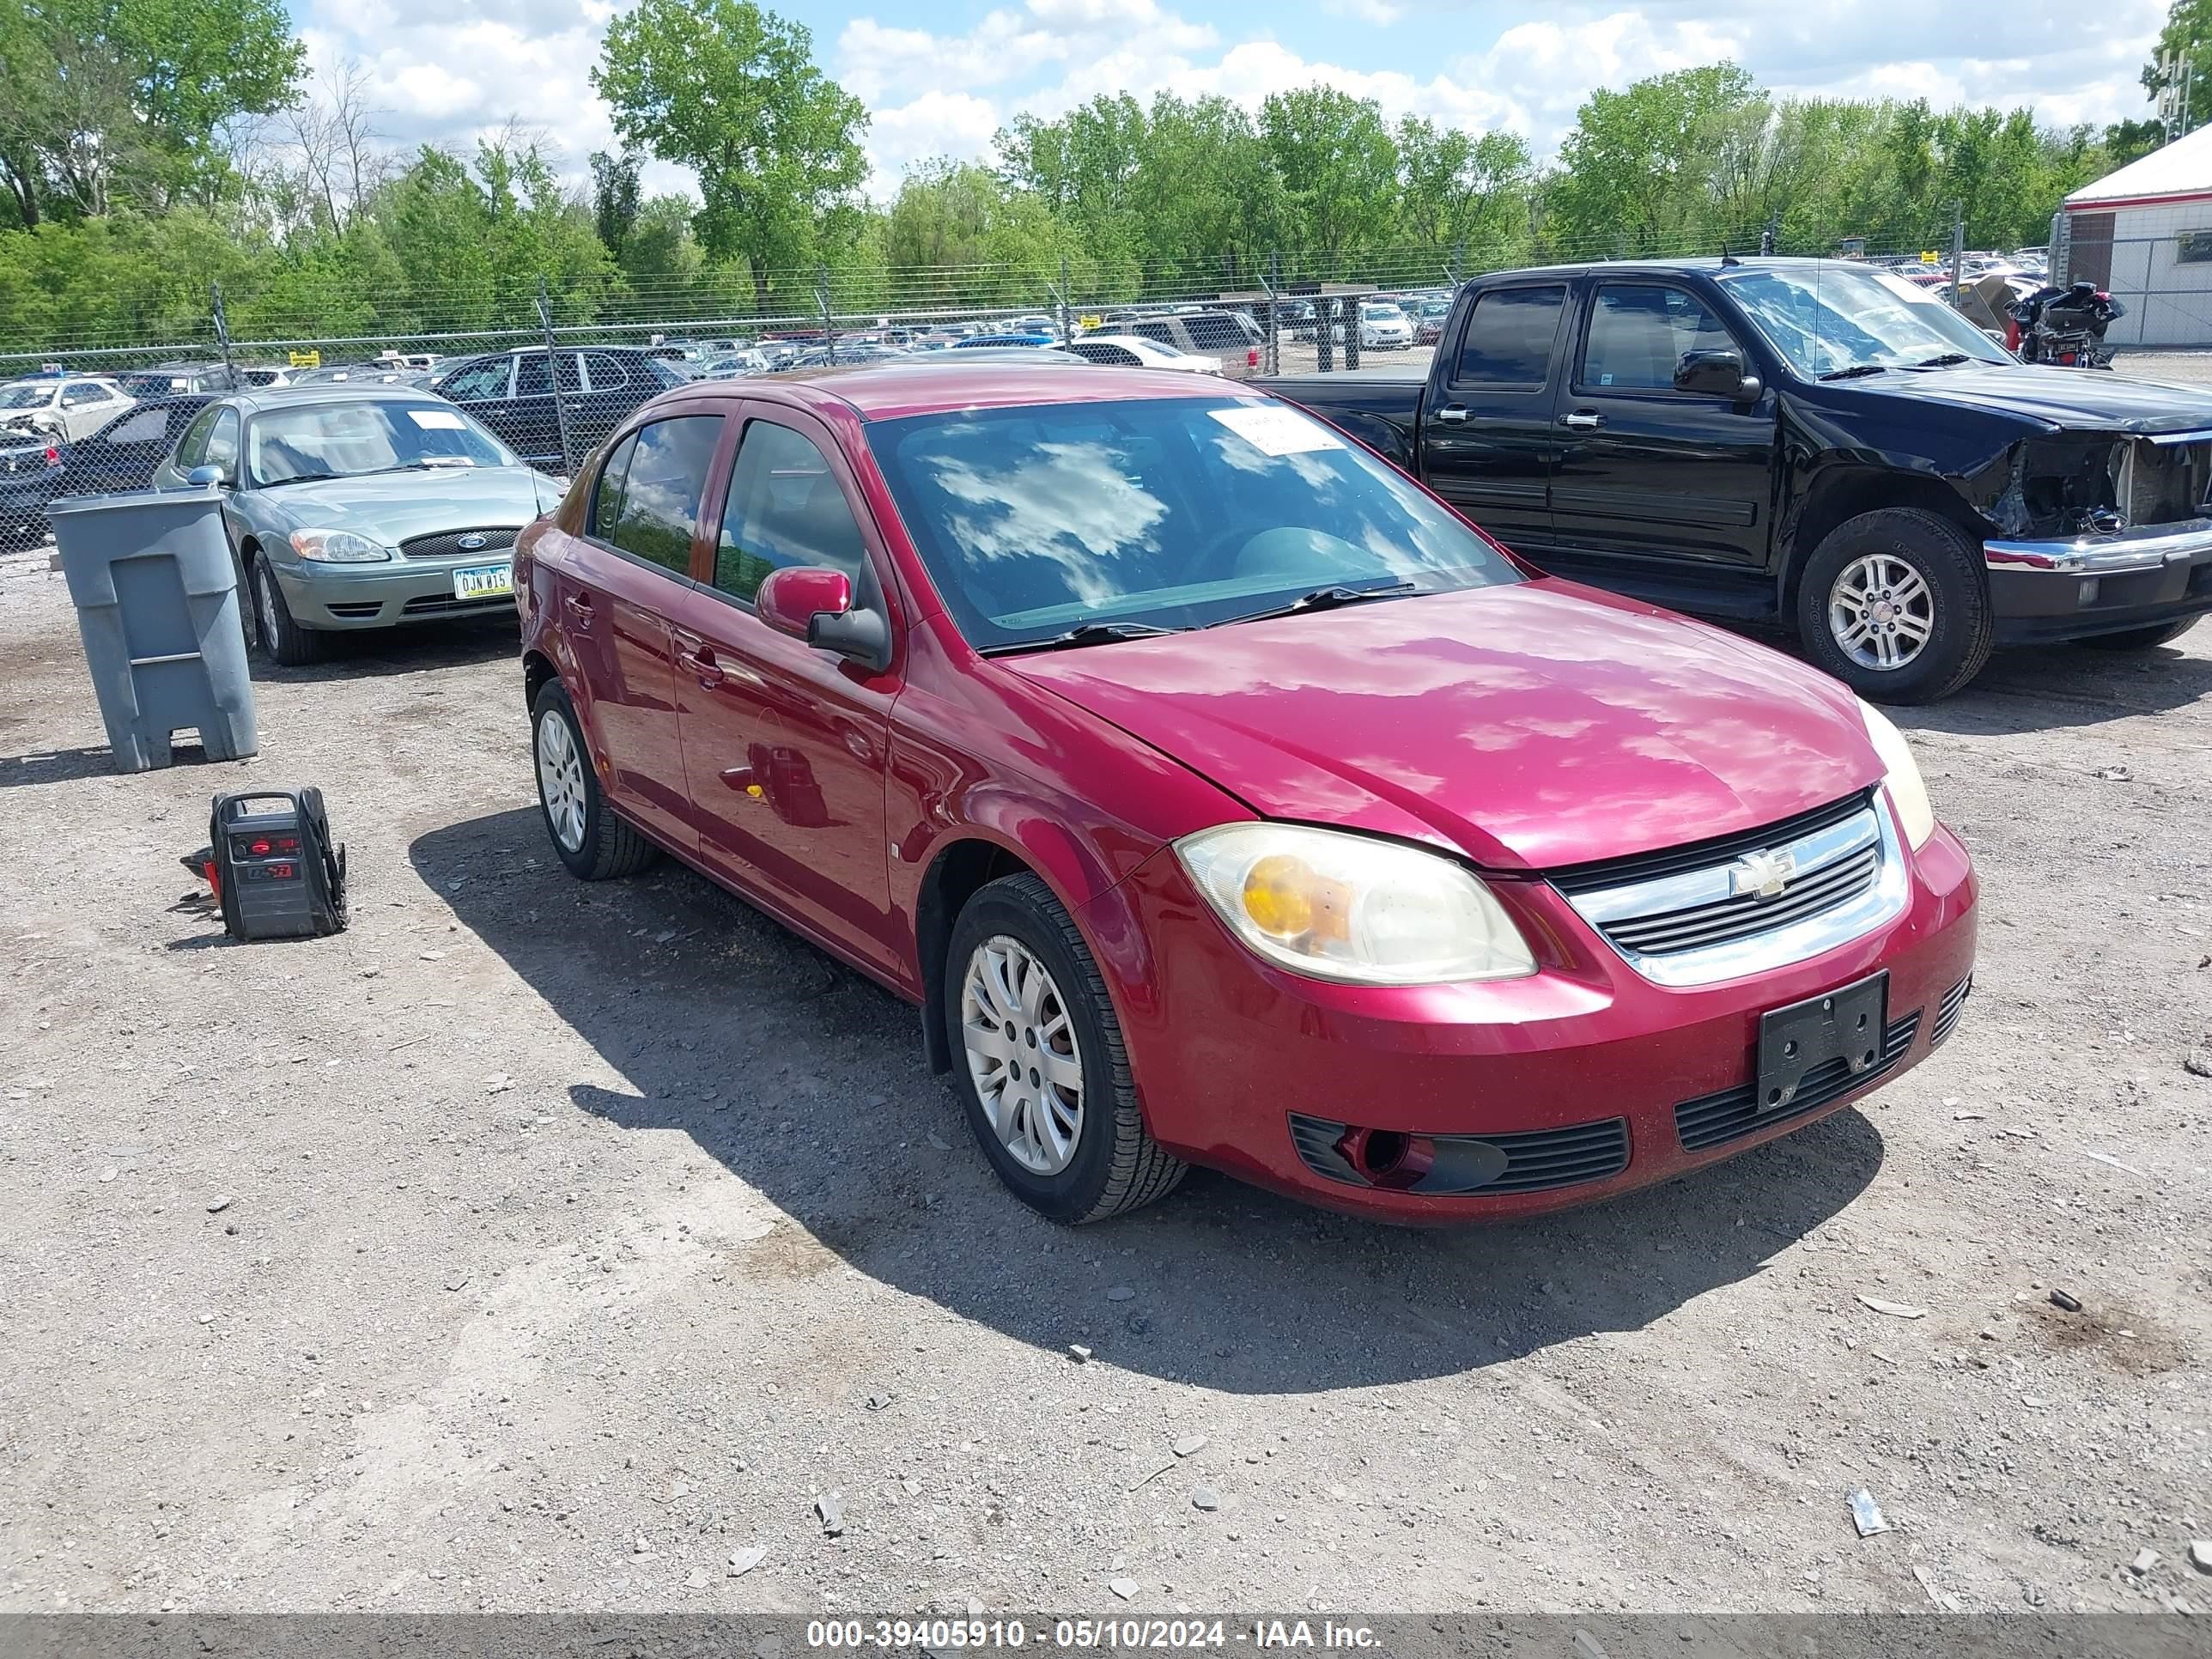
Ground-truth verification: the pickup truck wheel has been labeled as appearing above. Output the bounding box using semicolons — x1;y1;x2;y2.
1796;509;1993;703
946;873;1187;1225
2074;617;2200;651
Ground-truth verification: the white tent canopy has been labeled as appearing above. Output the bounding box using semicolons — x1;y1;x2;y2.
2066;124;2212;206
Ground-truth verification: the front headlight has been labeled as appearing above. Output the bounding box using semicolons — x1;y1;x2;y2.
1860;702;1935;848
289;528;393;563
1175;822;1536;986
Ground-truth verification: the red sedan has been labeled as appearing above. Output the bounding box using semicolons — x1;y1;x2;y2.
514;364;1977;1224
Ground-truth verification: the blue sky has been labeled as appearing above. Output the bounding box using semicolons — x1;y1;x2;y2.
285;0;2174;202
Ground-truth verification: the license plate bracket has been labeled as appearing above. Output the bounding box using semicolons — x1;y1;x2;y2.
1755;970;1887;1114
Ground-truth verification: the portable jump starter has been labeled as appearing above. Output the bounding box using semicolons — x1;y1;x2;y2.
191;788;349;942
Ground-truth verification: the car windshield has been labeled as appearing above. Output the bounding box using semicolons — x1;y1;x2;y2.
0;385;54;409
866;395;1521;652
246;399;511;485
1719;264;2012;376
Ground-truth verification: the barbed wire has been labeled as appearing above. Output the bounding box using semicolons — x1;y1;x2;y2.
0;222;1990;363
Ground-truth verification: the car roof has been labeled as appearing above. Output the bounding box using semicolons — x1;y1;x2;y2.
732;362;1247;422
216;384;459;416
1475;254;1881;282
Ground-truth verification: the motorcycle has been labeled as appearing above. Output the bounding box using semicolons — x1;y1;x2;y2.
2006;281;2125;369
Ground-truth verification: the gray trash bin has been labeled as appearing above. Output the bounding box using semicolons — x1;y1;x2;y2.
51;487;258;771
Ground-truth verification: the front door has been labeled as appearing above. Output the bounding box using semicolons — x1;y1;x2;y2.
1421;281;1575;555
1547;281;1777;571
664;407;902;981
557;413;728;850
514;349;586;471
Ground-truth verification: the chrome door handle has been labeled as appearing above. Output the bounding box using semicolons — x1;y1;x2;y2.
1560;410;1603;430
1435;404;1468;423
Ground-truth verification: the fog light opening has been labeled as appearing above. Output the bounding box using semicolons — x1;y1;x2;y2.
1334;1126;1438;1190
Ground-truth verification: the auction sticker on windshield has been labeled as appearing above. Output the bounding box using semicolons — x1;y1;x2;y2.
452;562;513;600
1208;404;1343;457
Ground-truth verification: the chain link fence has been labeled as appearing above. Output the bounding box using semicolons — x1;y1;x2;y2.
3;224;1984;550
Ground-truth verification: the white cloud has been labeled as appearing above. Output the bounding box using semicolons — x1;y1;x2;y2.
1322;0;1405;25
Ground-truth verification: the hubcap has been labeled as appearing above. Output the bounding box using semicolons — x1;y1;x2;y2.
255;566;278;650
1828;554;1934;672
959;935;1084;1176
535;709;588;854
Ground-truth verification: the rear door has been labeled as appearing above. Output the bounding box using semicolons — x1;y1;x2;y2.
513;349;586;471
1419;281;1574;552
556;413;727;850
660;406;902;980
1547;281;1776;572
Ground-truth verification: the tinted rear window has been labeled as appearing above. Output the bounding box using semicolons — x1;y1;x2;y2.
1453;285;1567;386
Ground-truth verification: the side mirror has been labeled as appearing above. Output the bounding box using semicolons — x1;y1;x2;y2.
756;565;890;671
185;464;227;488
1674;348;1762;402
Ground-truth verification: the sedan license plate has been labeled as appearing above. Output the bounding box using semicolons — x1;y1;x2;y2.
452;562;513;600
1754;971;1887;1114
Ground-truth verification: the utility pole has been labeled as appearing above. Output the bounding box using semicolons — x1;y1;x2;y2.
1948;205;1966;313
536;276;573;477
210;283;235;385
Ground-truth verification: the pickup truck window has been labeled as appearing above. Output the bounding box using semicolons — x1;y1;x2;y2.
866;395;1519;650
1453;285;1567;387
1717;264;2009;378
1579;285;1737;390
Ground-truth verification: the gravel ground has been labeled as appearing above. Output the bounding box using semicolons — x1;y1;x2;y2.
0;544;2208;1620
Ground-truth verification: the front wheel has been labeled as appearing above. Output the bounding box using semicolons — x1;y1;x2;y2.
251;556;325;666
531;680;655;880
1795;508;1993;703
945;873;1185;1224
2074;617;2200;651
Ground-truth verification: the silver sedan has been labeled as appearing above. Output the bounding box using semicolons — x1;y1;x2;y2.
152;386;564;665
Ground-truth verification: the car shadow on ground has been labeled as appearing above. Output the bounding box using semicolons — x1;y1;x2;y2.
412;808;1886;1395
247;616;520;684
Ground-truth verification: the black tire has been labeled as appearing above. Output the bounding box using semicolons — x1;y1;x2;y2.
2074;617;2201;651
943;872;1185;1224
250;554;324;666
1795;507;1993;703
530;679;655;880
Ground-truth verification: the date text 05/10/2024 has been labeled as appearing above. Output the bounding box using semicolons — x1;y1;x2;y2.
802;1618;1379;1650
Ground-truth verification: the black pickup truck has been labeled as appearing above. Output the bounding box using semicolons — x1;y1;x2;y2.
1256;257;2212;700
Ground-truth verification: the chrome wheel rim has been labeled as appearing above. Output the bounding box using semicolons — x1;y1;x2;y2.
535;709;587;853
255;565;278;651
1828;554;1934;672
960;934;1084;1176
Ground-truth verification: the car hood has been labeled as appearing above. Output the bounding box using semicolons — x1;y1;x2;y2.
256;465;555;540
1005;581;1882;872
1852;362;2212;433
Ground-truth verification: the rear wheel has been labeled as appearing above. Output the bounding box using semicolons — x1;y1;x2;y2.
531;679;654;880
2074;617;2201;651
945;873;1185;1224
250;556;324;666
1796;508;1993;702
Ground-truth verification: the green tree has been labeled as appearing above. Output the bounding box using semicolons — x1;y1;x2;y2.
592;0;867;311
2144;0;2212;137
1395;116;1531;257
591;149;641;260
1547;64;1762;254
1257;85;1397;270
0;0;302;225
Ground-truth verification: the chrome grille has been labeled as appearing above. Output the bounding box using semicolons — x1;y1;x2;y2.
1554;790;1909;988
400;526;519;562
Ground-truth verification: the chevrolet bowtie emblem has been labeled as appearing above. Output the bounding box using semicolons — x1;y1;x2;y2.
1729;847;1797;899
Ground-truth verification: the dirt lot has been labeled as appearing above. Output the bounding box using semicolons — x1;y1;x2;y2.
0;541;2208;1620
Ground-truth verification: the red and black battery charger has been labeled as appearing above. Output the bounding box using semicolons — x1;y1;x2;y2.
183;788;348;941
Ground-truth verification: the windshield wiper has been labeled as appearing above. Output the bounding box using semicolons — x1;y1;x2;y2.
978;621;1187;657
261;471;344;487
1817;364;1890;381
1912;353;1974;368
1211;580;1424;628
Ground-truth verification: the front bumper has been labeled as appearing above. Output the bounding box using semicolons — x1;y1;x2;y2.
270;555;517;630
1985;520;2212;642
1097;819;1978;1222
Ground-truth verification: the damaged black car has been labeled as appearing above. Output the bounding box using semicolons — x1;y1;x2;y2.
1257;258;2212;701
